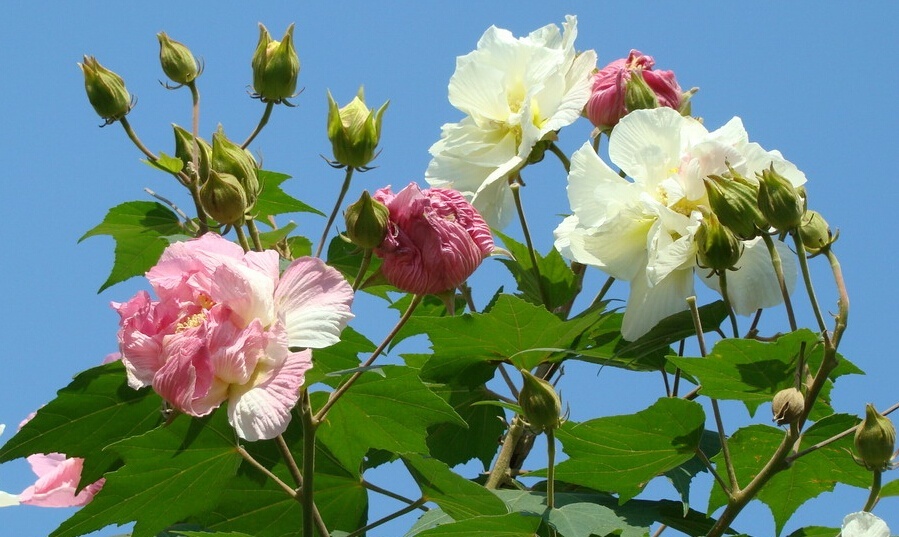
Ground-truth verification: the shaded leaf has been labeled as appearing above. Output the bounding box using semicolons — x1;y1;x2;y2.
304;326;376;388
325;235;388;299
664;430;722;515
425;384;506;470
784;527;841;537
0;361;163;487
551;397;706;501
314;365;465;471
413;513;542;537
495;230;579;312
253;170;324;224
402;453;507;520
80;201;184;291
52;410;241;537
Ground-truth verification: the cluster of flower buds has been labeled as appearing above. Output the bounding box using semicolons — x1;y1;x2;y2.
584;50;695;133
197;128;260;225
327;87;389;169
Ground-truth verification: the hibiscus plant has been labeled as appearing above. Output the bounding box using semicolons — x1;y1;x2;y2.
0;16;894;537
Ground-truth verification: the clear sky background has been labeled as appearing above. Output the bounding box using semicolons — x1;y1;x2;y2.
1;2;898;536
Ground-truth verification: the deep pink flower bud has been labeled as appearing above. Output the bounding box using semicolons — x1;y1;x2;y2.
373;183;494;295
584;50;689;131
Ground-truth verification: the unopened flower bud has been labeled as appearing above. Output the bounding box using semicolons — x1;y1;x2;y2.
518;369;562;434
704;173;767;240
173;125;212;182
854;403;896;471
757;165;805;232
798;210;834;255
772;387;804;426
344;190;390;249
157;32;200;86
78;56;131;122
212;129;260;206
251;23;300;103
200;170;247;226
695;211;741;272
327;87;388;169
624;71;660;112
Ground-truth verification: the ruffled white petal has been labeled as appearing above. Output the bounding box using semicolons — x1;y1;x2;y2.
841;512;891;537
275;258;354;349
566;142;633;228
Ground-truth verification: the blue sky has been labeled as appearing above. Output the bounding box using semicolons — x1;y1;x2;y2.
1;1;898;535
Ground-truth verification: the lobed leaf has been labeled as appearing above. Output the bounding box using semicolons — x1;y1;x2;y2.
253;170;324;224
402;453;507;520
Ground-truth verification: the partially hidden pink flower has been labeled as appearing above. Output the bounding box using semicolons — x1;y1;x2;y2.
113;233;354;441
0;420;104;508
373;183;494;295
584;50;689;131
18;454;105;508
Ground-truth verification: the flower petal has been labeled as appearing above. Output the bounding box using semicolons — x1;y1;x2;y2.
228;349;312;441
841;512;891;537
275;258;354;348
622;266;695;341
19;454;104;508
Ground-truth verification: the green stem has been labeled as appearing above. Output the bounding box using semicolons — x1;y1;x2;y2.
510;180;550;308
315;166;355;258
717;271;740;338
863;470;883;512
546;428;556;509
276;434;303;488
787;402;899;463
345;498;428;537
593;275;615;307
825;248;850;349
242;101;275;149
119;117;159;163
300;391;321;537
186;82;209;233
246;218;264;252
314;294;423;422
351;249;373;291
548;142;571;173
234;225;251;253
485;416;526;489
761;233;797;331
791;231;827;333
236;445;297;498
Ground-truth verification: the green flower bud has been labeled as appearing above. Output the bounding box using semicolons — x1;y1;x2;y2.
854;403;896;471
624;71;660;113
157;32;200;86
327;87;389;168
518;369;562;434
771;387;804;426
695;211;742;272
704;173;767;240
212;128;260;206
199;170;247;226
344;190;390;249
173;124;212;182
78;56;131;122
757;164;805;232
798;210;834;255
252;23;300;103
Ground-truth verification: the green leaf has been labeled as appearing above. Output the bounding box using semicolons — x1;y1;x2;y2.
325;235;388;299
708;424;782;518
314;365;465;470
879;478;899;497
254;221;298;250
142;152;184;174
51;409;242;537
0;361;163;487
755;413;871;534
253;170;324;224
551;397;706;501
414;295;608;387
402;453;507;520
413;513;542;537
495;230;579;312
425;384;507;470
390;293;470;350
614;300;729;364
664;430;722;515
495;490;723;537
175;532;255;537
305;326;376;388
784;527;841;537
190;426;366;536
80;201;184;291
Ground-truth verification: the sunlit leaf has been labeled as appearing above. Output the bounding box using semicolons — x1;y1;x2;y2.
402;453;507;520
495;230;579;312
253;170;324;224
550;397;706;502
412;513;541;537
80;201;184;291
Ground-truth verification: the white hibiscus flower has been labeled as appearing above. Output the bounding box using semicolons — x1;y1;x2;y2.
425;15;597;229
841;512;891;537
554;107;804;340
